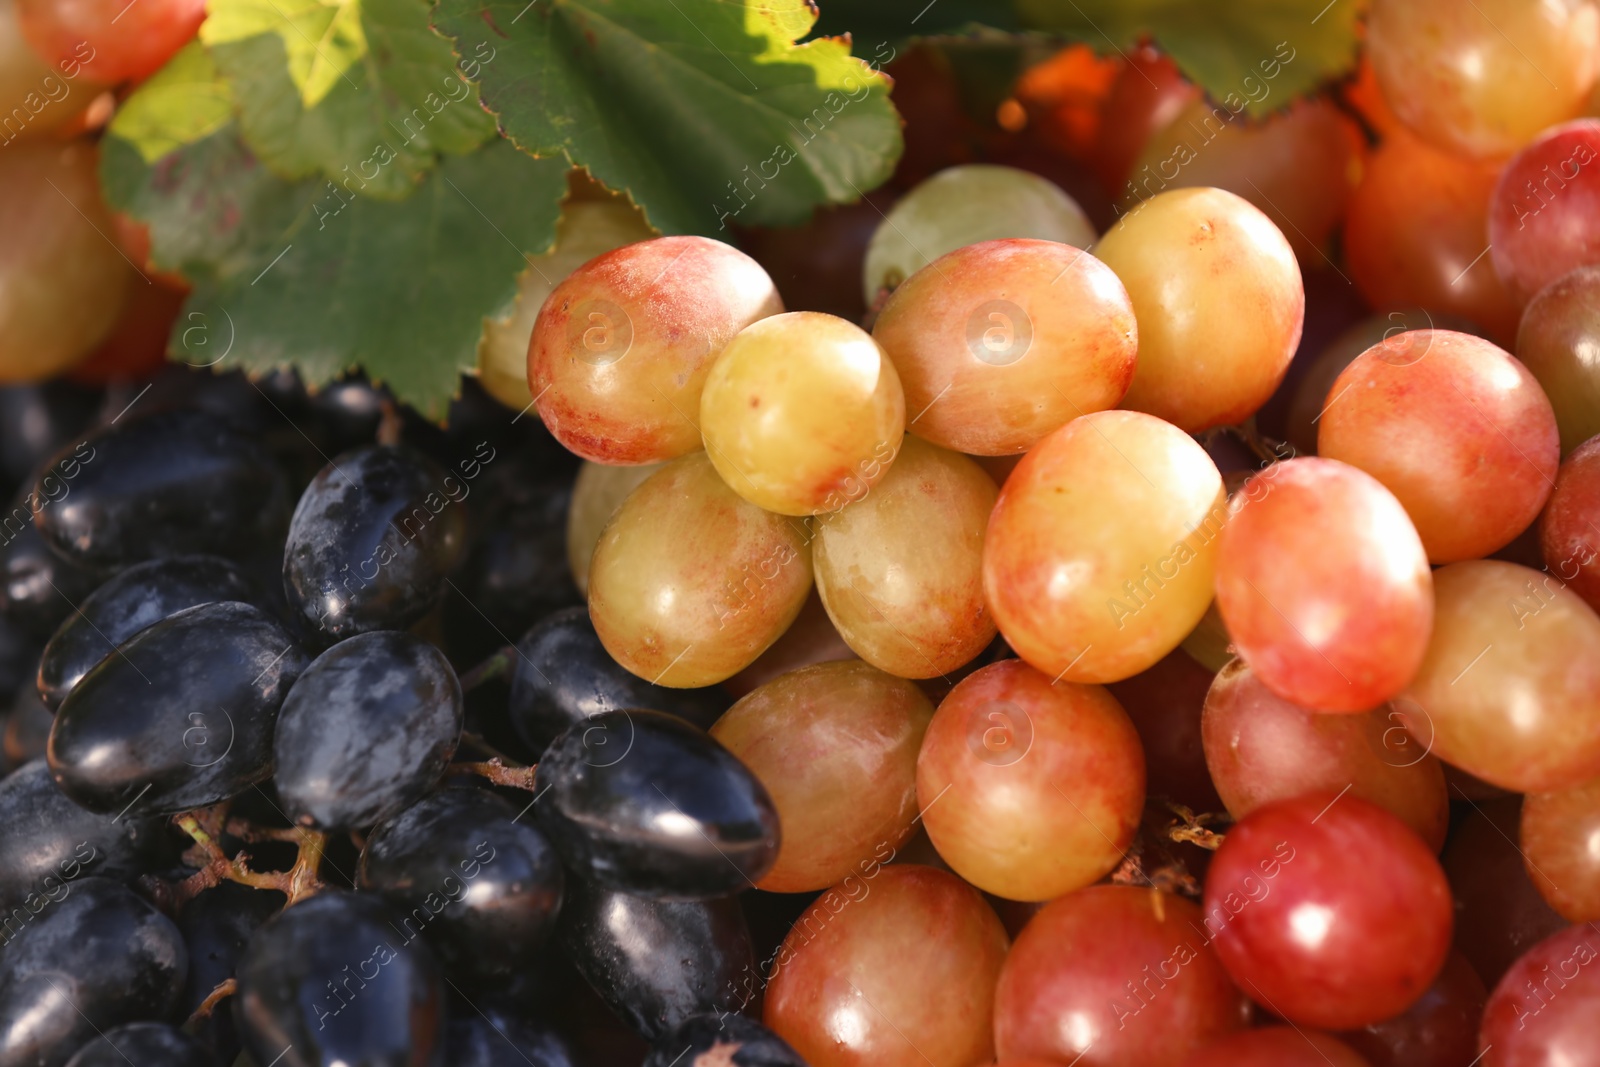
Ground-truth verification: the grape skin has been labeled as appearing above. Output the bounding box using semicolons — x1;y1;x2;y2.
564;460;661;594
1478;924;1600;1067
1521;775;1600;922
1336;950;1487;1067
1178;1028;1372;1067
1517;266;1600;454
1488;120;1600;305
1539;434;1600;613
17;0;205;84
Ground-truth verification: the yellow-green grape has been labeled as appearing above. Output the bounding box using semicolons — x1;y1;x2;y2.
565;459;662;594
587;452;812;688
477;200;654;411
700;312;906;517
813;435;997;678
862;164;1095;303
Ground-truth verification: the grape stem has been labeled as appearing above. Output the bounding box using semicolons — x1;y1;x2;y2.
186;978;237;1024
376;397;403;446
457;645;516;692
449;757;539;792
1163;801;1230;851
168;804;328;906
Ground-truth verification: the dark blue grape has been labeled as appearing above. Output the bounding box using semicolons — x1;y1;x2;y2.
557;877;753;1042
509;608;727;752
444;1007;578;1067
232;891;445;1067
37;555;256;711
0;381;100;490
273;632;462;830
0;878;186;1067
3;684;51;770
308;377;387;455
0;496;102;639
450;481;578;650
644;1015;807;1067
33;409;289;571
359;787;562;981
282;445;469;644
180;883;285;1066
62;1023;210;1067
0;760;172;912
49;602;308;816
534;709;779;899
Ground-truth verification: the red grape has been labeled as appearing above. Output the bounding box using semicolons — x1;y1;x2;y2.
1204;793;1453;1029
1489;120;1600;305
1089;44;1200;195
993;886;1249;1067
723;590;855;699
1179;1028;1373;1067
1479;924;1600;1067
983;409;1225;684
915;658;1145;901
17;0;204;84
1336;950;1486;1067
1214;457;1433;712
1522;775;1600;922
1516;266;1600;454
1107;648;1223;813
762;865;1009;1067
1316;330;1560;563
1202;659;1449;851
1538;435;1600;614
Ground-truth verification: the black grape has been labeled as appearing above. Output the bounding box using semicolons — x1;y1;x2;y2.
37;555;255;710
644;1015;807;1067
0;760;172;912
444;1007;579;1067
535;709;779;898
232;891;445;1067
452;480;578;649
281;445;469;644
509;607;727;752
49;602;308;816
0;617;38;702
32;409;290;571
0;878;186;1067
180;883;286;1066
273;631;462;830
3;684;51;769
359;786;563;981
0;498;102;639
557;877;755;1042
307;376;387;454
0;381;101;489
62;1023;210;1067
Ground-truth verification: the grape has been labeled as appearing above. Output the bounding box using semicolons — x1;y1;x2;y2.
530;235;783;465
709;660;932;893
35;409;291;571
810;436;996;676
699;311;906;516
358;787;564;980
993;885;1247;1066
1398;560;1600;792
0;0;105;142
1368;0;1600;159
62;1023;209;1067
983;409;1225;684
1488;120;1600;305
1203;659;1448;850
762;865;1009;1067
587;452;812;688
1443;797;1568;987
1479;924;1600;1066
478;200;655;411
0;759;170;911
1343;130;1519;344
870;240;1137;456
740;200;881;323
915;658;1145;901
0;500;102;639
556;876;754;1041
1316;330;1560;563
724;589;855;698
273;631;463;831
1093;187;1303;433
1178;1028;1371;1067
67;275;186;385
49;601;309;816
643;1015;804;1067
282;444;469;645
1203;793;1454;1029
1213;458;1433;712
1090;44;1201;194
1521;776;1600;921
1518;266;1600;453
566;460;661;594
508;607;727;753
0;878;185;1067
234;891;445;1067
178;883;284;1067
37;555;254;710
534;709;779;898
0;381;100;486
446;1008;579;1067
16;0;204;83
4;682;51;768
0;142;133;383
1107;648;1224;812
1336;950;1487;1067
1126;98;1362;264
861;165;1096;301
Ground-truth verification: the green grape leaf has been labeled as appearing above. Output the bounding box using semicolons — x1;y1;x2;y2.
1017;0;1360;118
432;0;903;236
106;41;237;163
200;0;498;200
101;114;566;417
